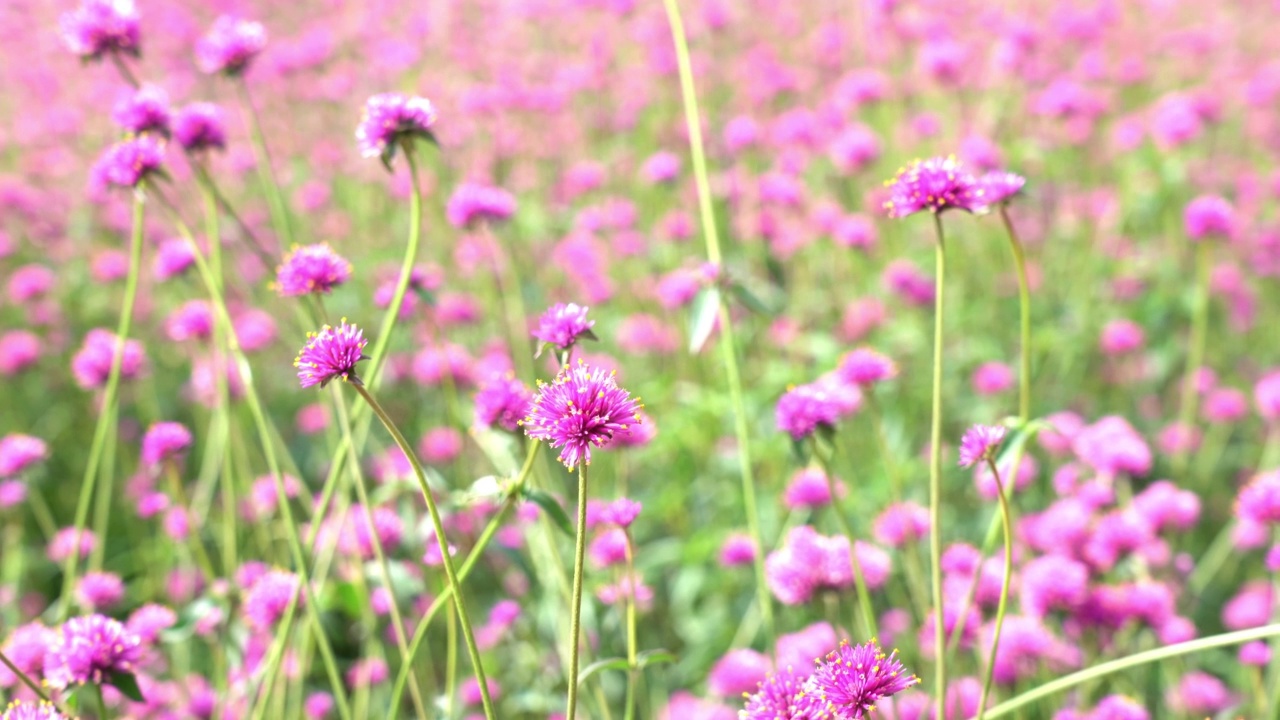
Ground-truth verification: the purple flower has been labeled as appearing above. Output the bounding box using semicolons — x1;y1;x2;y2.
980;171;1027;206
1020;555;1089;618
0;623;56;689
112;84;170;137
836;348;897;385
603;497;642;527
784;467;837;510
141;421;193;467
532;302;596;352
708;648;772;697
740;666;822;720
60;0;140;60
872;502;930;547
173;103;227;152
75;571;125;610
521;361;642;469
446;182;518;228
275;243;352;296
1072;416;1152;477
243;570;301;629
775;378;862;440
125;604;177;645
719;533;757;566
0;701;69;720
0;434;48;477
959;425;1007;468
195;16;267;76
883;156;985;218
0;330;41;376
294;320;368;389
474;373;533;432
1184;195;1235;241
91;135;166;189
806;640;919;718
71;329;147;389
1237;470;1280;525
43;614;143;688
165;299;214;342
356;93;438;163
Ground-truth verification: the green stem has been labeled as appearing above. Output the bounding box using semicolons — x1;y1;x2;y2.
929;213;948;718
236;78;294;248
623;529;639;720
0;648;51;703
1176;241;1212;472
59;184;146;620
367;139;425;385
864;391;902;501
976;624;1280;719
566;462;590;720
813;450;877;639
94;682;109;720
353;383;495;719
998;207;1032;422
976;458;1014;720
660;0;774;645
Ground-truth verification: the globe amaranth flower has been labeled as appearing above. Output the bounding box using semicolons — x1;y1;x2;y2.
295;320;368;389
775;377;862;440
0;623;56;689
112;84;170;137
72;329;147;389
274;243;352;296
473;373;532;432
1237;470;1280;525
980;170;1026;206
836;347;897;386
806;640;919;718
532;302;596;353
60;0;139;60
195;16;267;76
91;135;166;189
173;103;227;152
1184;195;1235;241
1;701;69;720
356;93;438;164
521;361;642;469
243;570;301;629
141;421;193;467
43;614;143;688
740;666;823;720
446;182;518;228
959;424;1007;468
0;434;48;477
882;155;985;218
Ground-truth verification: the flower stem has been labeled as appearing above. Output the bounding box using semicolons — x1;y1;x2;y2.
353;383;495;719
660;0;774;645
567;462;590;719
998;207;1032;422
367;139;425;384
976;458;1014;720
0;648;51;703
623;528;639;720
58;185;146;620
813;449;877;639
236;78;294;248
1176;241;1212;472
929;212;948;719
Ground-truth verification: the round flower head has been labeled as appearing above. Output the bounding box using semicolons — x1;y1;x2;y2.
196;16;267;76
1;701;69;720
92;135;166;189
173;103;227;152
275;243;353;296
806;640;920;718
0;331;41;376
60;0;139;60
43;614;143;688
837;348;898;386
521;361;642;469
0;434;48;477
446;182;518;228
141;421;193;467
883;156;985;218
356;93;438;164
71;329;147;389
533;302;596;353
959;424;1007;468
775;379;862;440
112;84;170;137
243;570;301;629
980;171;1027;206
474;373;533;432
739;666;819;719
1184;195;1235;241
294;320;368;389
0;623;56;689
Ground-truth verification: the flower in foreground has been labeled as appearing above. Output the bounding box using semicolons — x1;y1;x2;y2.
958;424;1008;468
92;135;166;189
522;361;642;469
805;640;919;718
1;701;69;720
532;302;596;353
294;320;368;389
740;665;818;719
882;155;984;218
356;93;438;164
43;614;143;688
195;16;267;76
60;0;140;61
274;243;353;296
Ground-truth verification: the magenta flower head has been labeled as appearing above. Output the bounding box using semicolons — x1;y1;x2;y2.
739;666;815;719
195;16;266;76
294;320;368;389
1184;195;1235;241
446;182;518;229
959;424;1007;468
775;379;862;440
173;103;227;152
91;135;166;189
473;373;532;432
836;347;898;386
0;434;49;477
521;361;642;470
274;243;352;296
43;614;142;688
883;156;985;218
141;421;192;467
60;0;140;61
980;171;1027;206
112;85;170;137
533;302;596;355
243;570;301;629
356;93;438;166
806;640;920;718
1;701;69;720
72;329;146;389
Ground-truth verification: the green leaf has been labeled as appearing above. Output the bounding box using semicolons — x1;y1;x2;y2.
524;488;575;537
688;287;720;353
637;649;677;668
730;281;773;315
472;427;519;477
577;657;629;685
108;670;145;702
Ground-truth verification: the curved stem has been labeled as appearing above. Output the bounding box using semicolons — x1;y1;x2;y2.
236;78;294;248
929;213;948;718
998;207;1031;422
976;458;1014;720
0;648;52;703
59;185;146;619
353;383;495;719
660;0;774;644
367;140;424;385
567;463;590;720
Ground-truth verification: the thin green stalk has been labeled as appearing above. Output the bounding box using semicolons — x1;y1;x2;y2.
0;648;52;703
59;184;146;620
929;213;948;719
567;463;590;720
94;683;109;720
353;383;495;719
1175;241;1212;472
998;207;1032;422
864;391;902;501
445;600;459;715
623;529;639;720
813;451;876;639
976;458;1014;720
236;79;294;248
660;0;774;644
976;624;1280;719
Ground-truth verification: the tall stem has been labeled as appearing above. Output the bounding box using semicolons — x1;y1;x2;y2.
813;451;877;639
236;79;294;248
929;213;948;718
660;0;774;644
976;458;1014;720
1176;241;1212;471
368;140;424;384
622;529;639;720
353;384;495;719
998;207;1032;422
59;185;146;619
567;463;590;719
